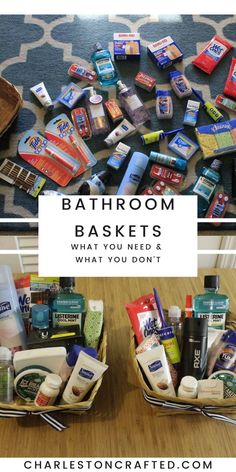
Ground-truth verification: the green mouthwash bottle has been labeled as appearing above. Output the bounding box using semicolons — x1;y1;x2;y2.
193;275;229;329
51;278;85;331
91;42;118;86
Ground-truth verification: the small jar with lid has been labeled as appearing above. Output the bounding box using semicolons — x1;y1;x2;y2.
177;376;198;399
34;373;62;407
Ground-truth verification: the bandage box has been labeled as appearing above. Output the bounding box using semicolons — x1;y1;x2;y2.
114;33;141;60
147;36;183;70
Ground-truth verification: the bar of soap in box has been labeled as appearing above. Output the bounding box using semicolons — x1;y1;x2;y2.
195;119;236;158
147;36;183;70
83;300;103;349
114;33;141;60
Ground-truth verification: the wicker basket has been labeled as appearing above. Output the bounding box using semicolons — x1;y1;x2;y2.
130;317;236;424
0;329;107;431
0;77;22;137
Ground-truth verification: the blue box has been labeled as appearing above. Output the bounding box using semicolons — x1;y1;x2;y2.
114;33;141;60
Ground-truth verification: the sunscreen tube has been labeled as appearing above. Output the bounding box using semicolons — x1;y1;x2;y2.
136;345;176;397
116;151;149;195
61;351;108;404
30;82;54;111
104;119;136;147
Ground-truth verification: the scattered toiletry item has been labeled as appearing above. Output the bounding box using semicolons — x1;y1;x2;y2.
224;58;236;100
169;71;192;99
180;318;208;380
183;100;200;127
0;347;14;403
34;373;62;407
207;330;236;376
61;351;108;404
178;376;198;399
91;42;118;86
197;379;224;400
85;87;110;136
105;99;124;123
209;370;236;398
141;128;183;146
147;36;183;70
117;80;150;127
136;345;176;397
156;90;173;119
195;119;236;159
192;89;224;123
152;181;179;196
149;151;187;173
104;119;135;147
107;142;131;170
150;164;184;187
193;275;229;330
68;64;97;82
113;33;141;60
135;72;156;92
71;107;92;140
215;95;236;114
30;82;54;111
187;159;222;217
192;36;232;75
57;83;85;109
168;132;199;160
77;171;111;195
116;151;149;195
205;192;229;223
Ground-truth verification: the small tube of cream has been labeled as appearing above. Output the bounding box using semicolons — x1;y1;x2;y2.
104;119;136;147
61;351;108;404
136;344;176;397
30;82;54;111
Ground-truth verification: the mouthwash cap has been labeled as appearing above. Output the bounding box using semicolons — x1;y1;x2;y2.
204;275;220;290
183;318;208;338
210;159;222;172
156;90;171;97
59;277;75;289
66;345;97;367
32;304;49;329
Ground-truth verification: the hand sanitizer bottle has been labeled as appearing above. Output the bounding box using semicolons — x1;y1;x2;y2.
117;80;150;127
193;275;229;330
91;42;118;86
86;87;110;136
186;159;221;217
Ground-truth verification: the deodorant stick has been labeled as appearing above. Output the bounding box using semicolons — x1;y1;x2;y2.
116;151;149;195
180;318;208;380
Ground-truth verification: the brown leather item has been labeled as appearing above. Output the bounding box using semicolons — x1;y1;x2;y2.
0;76;22;137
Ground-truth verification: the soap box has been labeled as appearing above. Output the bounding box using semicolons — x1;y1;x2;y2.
114;33;141;60
147;36;183;70
168;132;199;160
195;119;236;159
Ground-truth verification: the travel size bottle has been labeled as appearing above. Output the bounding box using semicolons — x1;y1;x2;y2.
86;87;110;136
156;90;173;119
91;42;118;86
51;278;86;332
0;346;14;403
193;275;229;330
78;170;111;195
187;159;222;217
117;80;150;127
168;305;183;347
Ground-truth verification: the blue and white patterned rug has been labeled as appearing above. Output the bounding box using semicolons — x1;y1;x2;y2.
0;14;236;232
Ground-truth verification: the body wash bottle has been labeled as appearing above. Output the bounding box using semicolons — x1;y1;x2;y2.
117;80;150;127
86;88;110;136
91;43;118;86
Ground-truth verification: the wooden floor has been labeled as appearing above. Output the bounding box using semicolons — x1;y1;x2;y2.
1;269;236;457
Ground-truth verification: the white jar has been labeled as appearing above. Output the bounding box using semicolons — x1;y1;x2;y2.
34;373;62;407
178;376;198;399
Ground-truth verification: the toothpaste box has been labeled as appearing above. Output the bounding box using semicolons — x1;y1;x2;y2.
147;36;183;70
114;33;141;60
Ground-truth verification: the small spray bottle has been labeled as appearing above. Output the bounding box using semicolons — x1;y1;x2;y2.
141;127;183;145
192;89;224;123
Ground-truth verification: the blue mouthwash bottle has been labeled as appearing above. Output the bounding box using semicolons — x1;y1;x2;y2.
91;42;118;86
193;275;229;330
187;159;221;217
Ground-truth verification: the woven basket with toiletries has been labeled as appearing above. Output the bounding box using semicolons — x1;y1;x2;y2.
0;77;22;137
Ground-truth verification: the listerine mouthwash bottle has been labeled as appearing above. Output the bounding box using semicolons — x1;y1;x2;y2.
187;159;221;217
193;275;229;329
91;43;118;86
51;278;85;332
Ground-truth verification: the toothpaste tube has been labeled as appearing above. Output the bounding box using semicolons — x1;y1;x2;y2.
224;58;236;100
126;293;162;345
192;35;232;75
30;82;54;111
150;164;184;186
104;119;136;147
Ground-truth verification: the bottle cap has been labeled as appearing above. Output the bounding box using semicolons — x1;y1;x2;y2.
45;373;62;389
185;294;192;308
94;42;102;51
59;277;75;289
0;346;12;362
89;94;103;105
67;345;97;367
156;90;171;97
204;275;220;290
117;80;127;91
181;376;198;392
168;305;181;320
210;159;222;172
32;304;49;329
183;317;208;338
131;152;149;170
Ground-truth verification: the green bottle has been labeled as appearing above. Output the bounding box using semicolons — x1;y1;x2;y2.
51;278;85;332
193;275;229;329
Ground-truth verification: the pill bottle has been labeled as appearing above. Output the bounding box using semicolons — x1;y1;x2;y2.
34;373;62;407
178;376;198;399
